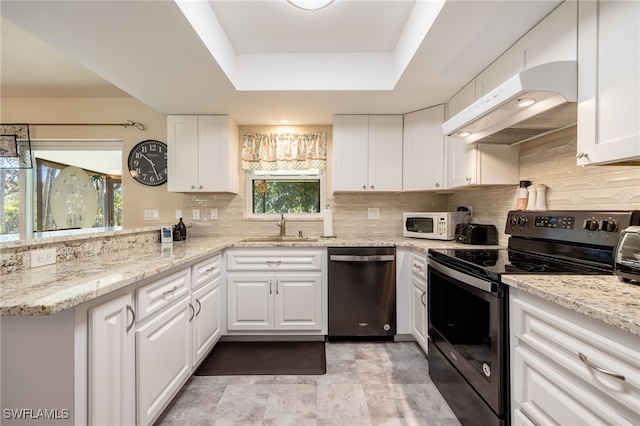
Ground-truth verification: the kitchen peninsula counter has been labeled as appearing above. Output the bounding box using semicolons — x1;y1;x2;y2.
3;235;639;338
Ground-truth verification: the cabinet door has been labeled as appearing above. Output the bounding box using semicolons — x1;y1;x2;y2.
403;106;445;191
411;275;427;353
368;115;403;191
167;115;199;192
512;1;577;72
447;80;476;119
136;296;192;426
192;277;221;367
577;0;640;165
274;273;322;330
88;293;135;426
475;49;515;98
446;137;478;187
227;274;274;330
198;115;238;192
332;115;369;191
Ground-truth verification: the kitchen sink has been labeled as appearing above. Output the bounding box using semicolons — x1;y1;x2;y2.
240;236;318;243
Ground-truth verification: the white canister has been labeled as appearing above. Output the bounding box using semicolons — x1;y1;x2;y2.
534;185;547;210
527;186;537;210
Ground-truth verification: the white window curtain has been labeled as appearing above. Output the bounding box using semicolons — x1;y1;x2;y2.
242;132;327;171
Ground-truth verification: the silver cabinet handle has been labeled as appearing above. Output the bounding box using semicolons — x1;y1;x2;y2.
191;185;196;190
267;260;282;267
189;303;195;322
276;279;280;294
126;304;135;332
578;352;625;381
576;151;589;159
269;279;273;294
195;298;202;316
371;185;374;190
435;182;440;188
362;185;366;190
421;291;426;307
162;285;178;296
413;263;423;272
205;266;216;274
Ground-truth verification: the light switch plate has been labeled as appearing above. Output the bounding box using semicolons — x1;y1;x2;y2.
192;209;200;220
210;208;218;219
368;208;380;219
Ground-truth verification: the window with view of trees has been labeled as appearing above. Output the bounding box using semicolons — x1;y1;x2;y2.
247;173;324;216
0;169;20;234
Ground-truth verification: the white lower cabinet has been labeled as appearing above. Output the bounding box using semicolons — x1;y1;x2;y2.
88;292;136;426
226;249;325;334
227;273;322;331
409;252;428;353
510;288;640;425
136;295;192;426
192;278;221;366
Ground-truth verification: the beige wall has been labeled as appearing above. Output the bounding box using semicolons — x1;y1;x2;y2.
1;97;183;228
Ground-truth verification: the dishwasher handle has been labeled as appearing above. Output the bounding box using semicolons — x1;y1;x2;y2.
330;254;395;262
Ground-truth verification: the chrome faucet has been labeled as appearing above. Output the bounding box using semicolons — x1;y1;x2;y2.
277;214;286;237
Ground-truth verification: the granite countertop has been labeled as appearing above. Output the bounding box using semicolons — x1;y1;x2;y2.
3;235;639;338
1;236;457;317
503;274;640;336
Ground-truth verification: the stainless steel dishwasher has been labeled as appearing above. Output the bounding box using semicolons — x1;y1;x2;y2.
328;247;396;340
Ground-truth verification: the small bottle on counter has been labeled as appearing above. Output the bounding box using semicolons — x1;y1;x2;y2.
516;180;531;210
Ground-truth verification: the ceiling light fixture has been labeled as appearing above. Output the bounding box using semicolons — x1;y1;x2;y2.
279;119;291;125
515;98;536;108
286;0;335;12
457;131;472;138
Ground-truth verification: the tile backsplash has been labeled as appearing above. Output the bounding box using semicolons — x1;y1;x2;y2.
185;126;639;244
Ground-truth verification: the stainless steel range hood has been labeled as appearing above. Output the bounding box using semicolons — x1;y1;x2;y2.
442;61;577;145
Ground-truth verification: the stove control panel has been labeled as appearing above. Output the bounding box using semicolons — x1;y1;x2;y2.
505;210;640;247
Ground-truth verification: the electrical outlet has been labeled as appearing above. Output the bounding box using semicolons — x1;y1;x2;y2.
210;208;218;219
192;209;200;220
144;209;159;221
368;208;380;220
31;248;56;268
175;209;183;220
468;206;474;217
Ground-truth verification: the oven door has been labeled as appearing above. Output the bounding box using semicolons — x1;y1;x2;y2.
428;257;508;421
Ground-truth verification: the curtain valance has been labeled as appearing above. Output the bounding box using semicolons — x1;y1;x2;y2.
242;132;327;171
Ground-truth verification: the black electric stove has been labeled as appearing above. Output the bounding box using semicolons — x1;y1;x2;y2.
427;210;640;426
430;210;640;283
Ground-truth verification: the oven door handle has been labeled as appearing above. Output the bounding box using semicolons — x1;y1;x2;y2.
428;258;496;293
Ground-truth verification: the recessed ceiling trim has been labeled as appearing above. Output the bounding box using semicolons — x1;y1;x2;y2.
176;0;436;91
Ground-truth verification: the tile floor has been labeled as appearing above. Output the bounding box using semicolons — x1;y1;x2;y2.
154;341;461;426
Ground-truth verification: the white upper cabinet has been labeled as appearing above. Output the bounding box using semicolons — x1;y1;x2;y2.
333;115;403;192
512;1;577;72
577;0;640;165
403;105;445;191
475;50;515;99
448;80;476;117
167;115;239;193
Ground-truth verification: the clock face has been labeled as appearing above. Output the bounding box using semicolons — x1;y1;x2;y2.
128;140;168;186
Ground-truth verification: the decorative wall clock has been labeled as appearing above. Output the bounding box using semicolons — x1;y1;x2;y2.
128;140;167;186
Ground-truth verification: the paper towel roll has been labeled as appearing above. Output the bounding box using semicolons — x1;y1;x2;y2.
323;208;334;237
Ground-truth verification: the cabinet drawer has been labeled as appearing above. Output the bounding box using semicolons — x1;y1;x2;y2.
410;252;427;279
511;295;640;421
192;254;221;289
226;249;323;271
136;268;191;321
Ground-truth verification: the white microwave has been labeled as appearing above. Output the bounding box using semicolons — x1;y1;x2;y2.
403;211;470;240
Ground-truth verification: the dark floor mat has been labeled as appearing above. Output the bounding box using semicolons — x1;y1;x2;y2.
195;341;326;376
